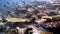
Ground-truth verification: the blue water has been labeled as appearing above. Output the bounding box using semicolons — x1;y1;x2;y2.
0;0;52;13
0;0;32;13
